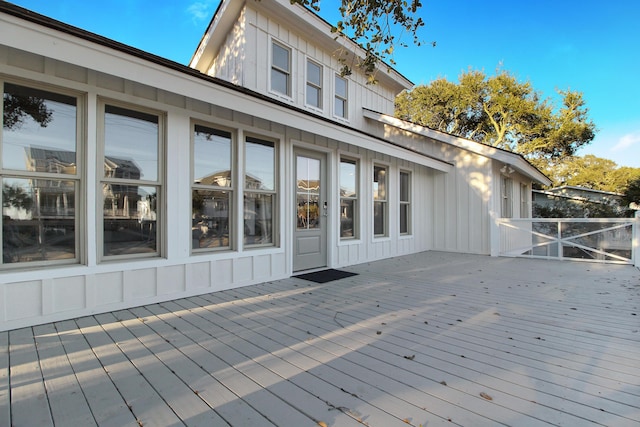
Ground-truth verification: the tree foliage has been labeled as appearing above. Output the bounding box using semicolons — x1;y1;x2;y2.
2;91;52;130
544;154;640;192
622;177;640;208
394;69;596;165
292;0;426;82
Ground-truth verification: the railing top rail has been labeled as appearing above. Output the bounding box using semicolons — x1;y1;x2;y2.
497;217;637;224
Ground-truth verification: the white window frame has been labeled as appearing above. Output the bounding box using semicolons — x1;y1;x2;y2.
373;163;388;238
501;175;513;218
520;183;529;218
334;74;348;120
306;58;323;110
399;170;411;235
98;100;164;261
339;156;359;240
0;80;83;268
270;40;292;98
191;122;235;253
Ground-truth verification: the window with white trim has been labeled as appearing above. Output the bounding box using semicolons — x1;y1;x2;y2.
399;171;411;235
271;41;291;97
373;164;387;237
1;82;80;267
334;74;348;119
192;124;233;251
339;157;358;239
244;136;277;246
100;103;162;258
306;59;322;109
501;176;513;218
520;183;529;218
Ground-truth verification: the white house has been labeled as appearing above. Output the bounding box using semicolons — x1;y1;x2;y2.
0;0;550;331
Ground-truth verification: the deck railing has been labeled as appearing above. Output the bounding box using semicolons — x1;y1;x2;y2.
492;212;639;266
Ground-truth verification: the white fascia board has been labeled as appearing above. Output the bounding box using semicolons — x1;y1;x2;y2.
364;109;552;185
0;14;447;171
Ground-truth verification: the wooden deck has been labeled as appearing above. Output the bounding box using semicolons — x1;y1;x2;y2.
2;252;639;427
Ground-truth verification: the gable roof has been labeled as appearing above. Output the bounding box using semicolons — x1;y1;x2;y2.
363;109;552;185
189;0;414;93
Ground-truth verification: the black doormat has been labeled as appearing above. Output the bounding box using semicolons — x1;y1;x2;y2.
293;269;358;284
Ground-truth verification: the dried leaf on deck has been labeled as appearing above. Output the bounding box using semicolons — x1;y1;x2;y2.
480;392;493;401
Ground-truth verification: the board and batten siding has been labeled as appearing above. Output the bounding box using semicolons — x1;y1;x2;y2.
210;4;400;126
0;41;438;330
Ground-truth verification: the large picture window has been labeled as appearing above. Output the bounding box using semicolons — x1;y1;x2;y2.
192;125;232;251
101;103;162;258
400;171;411;235
1;82;79;266
373;165;387;237
271;41;291;97
244;137;276;246
339;158;358;238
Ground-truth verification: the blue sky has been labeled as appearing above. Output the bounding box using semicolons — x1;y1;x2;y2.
9;0;640;168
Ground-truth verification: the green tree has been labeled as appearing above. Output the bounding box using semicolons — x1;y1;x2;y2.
622;177;640;208
544;155;640;192
293;0;427;82
395;69;596;166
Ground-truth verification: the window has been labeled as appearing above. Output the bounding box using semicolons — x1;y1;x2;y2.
1;82;79;266
244;136;276;246
520;183;529;218
271;41;291;97
306;60;322;109
339;158;358;238
101;103;162;258
334;75;348;119
192;125;233;251
400;171;411;235
373;165;387;237
501;176;513;218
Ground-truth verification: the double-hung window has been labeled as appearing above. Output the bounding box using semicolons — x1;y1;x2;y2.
334;75;348;119
520;183;529;218
339;158;358;239
192;125;233;251
501;176;513;218
399;171;411;235
101;103;162;258
1;82;80;266
271;41;291;97
306;60;322;109
373;165;387;237
244;136;277;246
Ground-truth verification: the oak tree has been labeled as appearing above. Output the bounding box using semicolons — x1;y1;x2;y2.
394;69;596;167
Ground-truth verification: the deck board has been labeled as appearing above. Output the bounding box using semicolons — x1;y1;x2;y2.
4;252;640;426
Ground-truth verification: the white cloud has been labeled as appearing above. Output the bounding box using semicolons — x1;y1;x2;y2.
186;1;214;25
612;132;640;152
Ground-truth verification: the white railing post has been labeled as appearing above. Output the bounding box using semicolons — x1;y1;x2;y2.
634;211;640;267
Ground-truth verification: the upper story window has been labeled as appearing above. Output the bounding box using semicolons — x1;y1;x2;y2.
244;136;277;246
334;75;348;119
1;82;80;267
192;124;233;251
340;157;358;239
306;59;323;109
101;103;162;259
399;171;411;235
271;41;291;97
501;176;513;218
373;164;387;237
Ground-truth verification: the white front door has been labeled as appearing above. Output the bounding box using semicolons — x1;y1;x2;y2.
293;150;327;271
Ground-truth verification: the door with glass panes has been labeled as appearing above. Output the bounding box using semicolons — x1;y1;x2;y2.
293;150;327;271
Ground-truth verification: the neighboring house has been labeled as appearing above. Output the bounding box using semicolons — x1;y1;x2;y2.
533;186;625;217
0;0;550;331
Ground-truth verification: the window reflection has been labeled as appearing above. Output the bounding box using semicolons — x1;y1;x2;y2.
244;137;276;246
296;156;320;230
340;158;358;238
